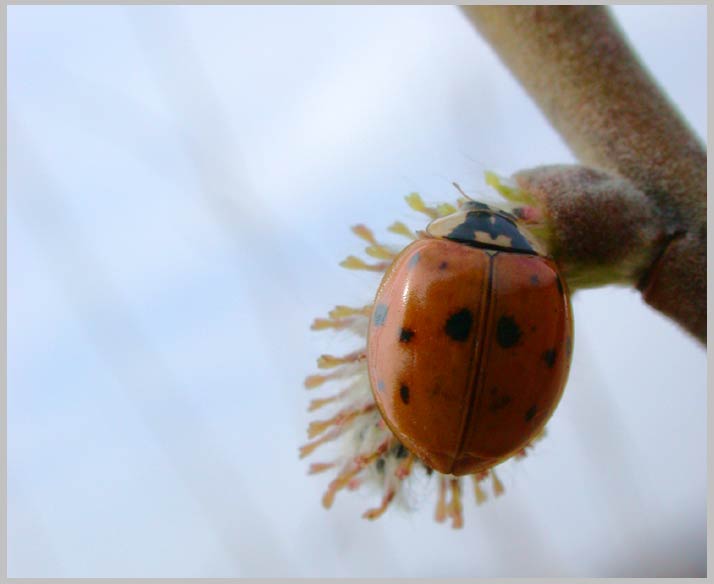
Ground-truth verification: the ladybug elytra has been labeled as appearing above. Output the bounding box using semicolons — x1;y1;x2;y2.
367;201;573;476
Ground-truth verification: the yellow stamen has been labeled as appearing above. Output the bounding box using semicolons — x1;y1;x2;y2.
299;426;343;459
317;351;365;369
305;361;363;389
484;170;535;205
435;476;448;523
363;488;396;520
491;469;505;497
347;478;362;491
307;403;376;439
388;221;416;240
365;244;397;260
328;305;372;319
351;224;378;244
310;317;355;331
308;461;337;474
448;479;464;529
307;383;354;411
340;255;390;272
322;467;362;509
472;475;488;505
394;453;414;480
351;225;399;261
436;202;457;217
322;439;390;508
304;374;330;389
308;395;341;411
405;192;439;219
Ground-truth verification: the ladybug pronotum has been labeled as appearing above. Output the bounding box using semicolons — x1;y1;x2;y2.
367;201;573;476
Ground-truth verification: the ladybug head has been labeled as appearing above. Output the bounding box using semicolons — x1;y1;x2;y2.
426;202;546;255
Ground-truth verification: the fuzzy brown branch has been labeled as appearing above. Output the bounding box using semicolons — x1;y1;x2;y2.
461;6;706;343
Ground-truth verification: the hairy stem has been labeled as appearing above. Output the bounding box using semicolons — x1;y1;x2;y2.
461;6;706;343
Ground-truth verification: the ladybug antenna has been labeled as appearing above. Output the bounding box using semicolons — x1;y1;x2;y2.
452;182;473;202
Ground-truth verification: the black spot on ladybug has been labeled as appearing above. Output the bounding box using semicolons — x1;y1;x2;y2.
525;405;537;422
439;261;448;270
556;276;564;295
530;274;540;285
542;348;557;368
444;308;473;341
399;327;415;343
373;303;388;327
376;458;385;472
395;444;408;458
446;210;535;253
399;384;410;404
489;394;512;411
496;315;522;348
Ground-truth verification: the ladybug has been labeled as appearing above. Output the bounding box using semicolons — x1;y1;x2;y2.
367;201;573;476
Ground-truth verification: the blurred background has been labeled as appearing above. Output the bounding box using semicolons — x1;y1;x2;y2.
8;5;707;578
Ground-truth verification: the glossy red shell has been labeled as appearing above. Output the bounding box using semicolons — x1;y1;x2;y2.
367;237;572;476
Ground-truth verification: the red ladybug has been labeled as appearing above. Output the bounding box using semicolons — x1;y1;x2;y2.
367;201;573;476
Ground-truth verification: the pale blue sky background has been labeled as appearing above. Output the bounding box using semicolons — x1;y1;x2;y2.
8;5;707;577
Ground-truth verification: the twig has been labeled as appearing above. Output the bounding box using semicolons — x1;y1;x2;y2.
461;6;705;343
